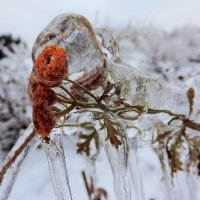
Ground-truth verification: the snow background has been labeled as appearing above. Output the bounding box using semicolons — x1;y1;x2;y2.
1;0;200;200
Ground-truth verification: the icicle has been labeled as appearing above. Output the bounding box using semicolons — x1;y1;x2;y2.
161;150;193;200
161;149;176;200
92;119;132;200
128;137;145;200
40;127;73;200
170;142;198;200
0;124;38;200
157;148;194;200
172;172;191;200
185;172;199;200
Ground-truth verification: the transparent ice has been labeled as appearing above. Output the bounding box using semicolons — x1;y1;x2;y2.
31;13;196;200
41;128;73;200
1;13;199;200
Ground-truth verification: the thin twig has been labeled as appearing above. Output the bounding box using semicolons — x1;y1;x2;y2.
67;78;100;104
82;170;92;200
55;104;75;118
59;85;78;103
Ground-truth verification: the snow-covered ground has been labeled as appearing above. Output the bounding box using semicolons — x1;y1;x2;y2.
7;135;167;200
8;136;114;200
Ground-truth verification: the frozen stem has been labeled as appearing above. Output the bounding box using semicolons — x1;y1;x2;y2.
92;119;132;200
41;129;73;200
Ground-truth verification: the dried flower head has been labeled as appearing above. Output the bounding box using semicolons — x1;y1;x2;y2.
33;104;56;138
31;84;57;137
33;84;57;106
34;45;68;87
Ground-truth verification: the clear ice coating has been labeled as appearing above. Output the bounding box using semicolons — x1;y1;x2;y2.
32;14;104;77
41;128;73;200
96;28;121;63
29;13;197;200
92;119;132;200
128;137;145;200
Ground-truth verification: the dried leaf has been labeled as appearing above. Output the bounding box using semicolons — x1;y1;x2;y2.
77;131;98;156
187;137;200;174
109;135;122;149
102;117;122;148
166;131;185;176
154;131;172;145
94;188;108;200
82;170;108;200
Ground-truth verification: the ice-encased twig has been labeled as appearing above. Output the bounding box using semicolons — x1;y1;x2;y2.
0;124;38;200
92;120;132;200
41;128;73;200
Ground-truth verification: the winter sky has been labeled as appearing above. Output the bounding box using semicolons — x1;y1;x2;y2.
1;0;200;45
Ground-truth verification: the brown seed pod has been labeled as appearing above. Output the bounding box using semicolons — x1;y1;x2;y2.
34;45;68;87
33;104;56;138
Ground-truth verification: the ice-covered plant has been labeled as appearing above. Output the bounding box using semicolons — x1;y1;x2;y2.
1;13;200;200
